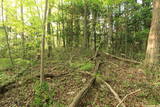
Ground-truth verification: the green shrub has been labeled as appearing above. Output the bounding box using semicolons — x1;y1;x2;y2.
69;62;83;69
32;81;55;107
14;58;30;66
14;58;35;70
79;62;94;71
70;61;94;71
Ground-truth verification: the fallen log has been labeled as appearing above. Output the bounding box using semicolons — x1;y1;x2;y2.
0;71;69;95
36;72;69;79
103;52;141;64
0;70;28;93
79;71;126;107
69;77;96;107
69;59;100;107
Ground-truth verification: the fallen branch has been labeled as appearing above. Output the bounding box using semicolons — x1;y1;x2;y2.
103;61;119;67
116;89;141;107
0;69;29;93
103;52;141;64
79;70;126;107
69;77;96;107
100;79;126;107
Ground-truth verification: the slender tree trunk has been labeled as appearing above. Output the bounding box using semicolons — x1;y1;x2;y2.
61;0;66;47
56;22;60;46
40;0;48;83
71;3;74;47
20;0;25;58
47;6;52;57
83;0;89;48
75;16;80;47
1;0;14;65
145;0;160;65
108;6;113;51
124;3;129;57
92;11;97;52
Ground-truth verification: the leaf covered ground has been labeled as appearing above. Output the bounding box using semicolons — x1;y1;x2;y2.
0;49;160;107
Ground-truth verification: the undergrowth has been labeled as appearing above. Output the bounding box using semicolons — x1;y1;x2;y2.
70;61;94;71
32;81;55;107
32;81;65;107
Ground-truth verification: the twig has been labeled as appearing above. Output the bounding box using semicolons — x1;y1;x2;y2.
116;89;141;107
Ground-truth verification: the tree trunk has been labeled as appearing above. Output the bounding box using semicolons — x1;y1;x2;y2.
56;22;60;46
1;0;14;65
92;11;97;52
145;0;160;65
20;0;25;58
108;6;113;51
75;16;80;47
61;0;66;47
47;6;52;58
40;0;48;83
124;2;129;57
83;0;89;48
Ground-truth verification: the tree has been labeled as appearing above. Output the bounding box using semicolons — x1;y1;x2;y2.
1;0;14;65
83;0;89;48
145;0;160;65
40;0;48;83
20;0;26;58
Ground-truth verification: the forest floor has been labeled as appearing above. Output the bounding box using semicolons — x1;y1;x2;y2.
0;49;160;107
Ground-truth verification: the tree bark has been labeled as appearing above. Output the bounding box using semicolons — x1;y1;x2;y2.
145;0;160;65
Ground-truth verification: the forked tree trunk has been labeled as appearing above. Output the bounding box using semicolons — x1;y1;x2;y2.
145;0;160;65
